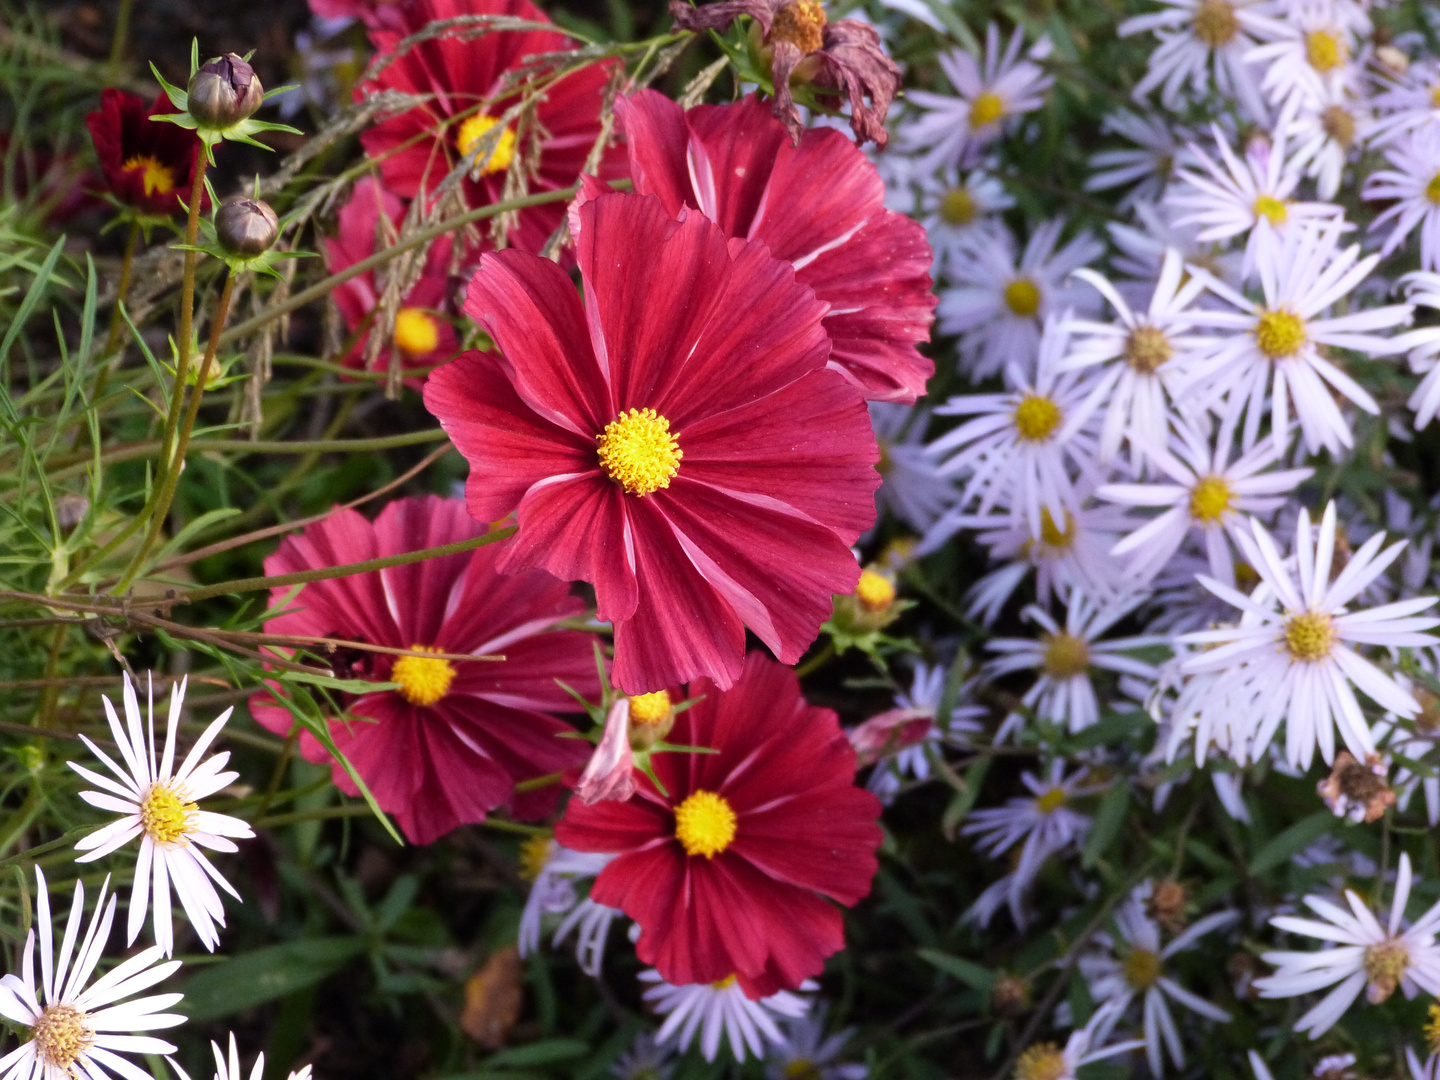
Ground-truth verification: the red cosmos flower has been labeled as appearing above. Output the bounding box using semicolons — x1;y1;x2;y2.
325;177;459;376
423;190;880;694
608;90;935;403
248;495;599;844
358;0;624;255
85;88;203;219
556;652;883;997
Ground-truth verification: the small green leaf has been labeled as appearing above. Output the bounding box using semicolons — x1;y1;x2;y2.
917;948;995;992
180;936;366;1021
1251;812;1335;875
1081;782;1129;869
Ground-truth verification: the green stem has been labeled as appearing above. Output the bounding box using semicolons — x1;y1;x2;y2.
0;824;94;871
100;221;139;363
794;642;835;679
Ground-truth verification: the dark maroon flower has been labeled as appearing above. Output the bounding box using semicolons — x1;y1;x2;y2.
85;89;204;218
669;0;901;146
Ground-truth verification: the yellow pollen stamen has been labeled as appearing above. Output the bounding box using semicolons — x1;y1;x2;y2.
939;187;977;225
1363;939;1409;1003
139;783;196;845
392;644;456;706
855;569;897;613
1305;29;1347;74
712;974;738;989
121;154;177;197
31;1004;92;1071
1124;324;1173;374
597;408;682;496
1425;1002;1440;1053
1122;947;1163;990
1254;308;1307;359
1189;475;1232;524
1426;172;1440;206
1253;194;1289;225
628;691;673;726
1012;394;1063;442
1038;509;1074;550
674;789;737;858
785;1059;821;1080
1004;277;1042;317
518;835;553;882
1042;632;1090;679
1321;105;1356;148
969;91;1005;128
1035;787;1067;814
456;114;516;174
1283;611;1337;662
769;0;828;53
393;307;440;357
1014;1044;1066;1080
1192;0;1239;46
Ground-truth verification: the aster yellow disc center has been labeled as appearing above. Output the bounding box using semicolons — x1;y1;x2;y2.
969;91;1005;128
1283;611;1336;662
674;789;737;858
140;782;197;845
1254;308;1307;359
1042;632;1090;679
31;1004;92;1070
597;408;682;496
1013;394;1063;442
1189;475;1232;523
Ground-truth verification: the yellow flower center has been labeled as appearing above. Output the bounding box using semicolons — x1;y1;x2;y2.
628;690;673;726
1425;1002;1440;1053
596;408;682;496
1035;787;1067;814
1192;0;1239;46
1124;324;1174;374
1013;394;1063;442
1254;308;1307;359
1004;277;1042;317
712;974;738;989
1426;172;1440;206
1283;611;1337;662
139;782;196;845
1189;475;1232;523
1014;1044;1067;1080
1122;947;1162;990
393;307;440;357
785;1059;821;1080
31;1004;92;1071
1321;105;1356;148
392;644;457;706
1038;508;1074;549
121;154;177;197
1305;29;1347;74
456;114;516;174
1042;632;1090;679
1253;194;1289;225
855;569;897;613
768;0;828;54
1363;939;1408;1002
939;187;977;225
518;835;553;882
674;789;737;858
969;91;1005;128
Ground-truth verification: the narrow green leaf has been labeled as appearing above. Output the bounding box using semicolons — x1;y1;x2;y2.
917;948;995;992
180;936;366;1021
1250;812;1335;875
1081;782;1130;868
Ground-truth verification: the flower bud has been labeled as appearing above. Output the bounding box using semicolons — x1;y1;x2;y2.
626;691;675;750
216;196;279;257
188;53;264;129
830;566;901;636
575;697;637;806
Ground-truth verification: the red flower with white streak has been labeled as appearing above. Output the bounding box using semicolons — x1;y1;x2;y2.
358;0;624;255
248;496;599;844
556;652;883;997
607;90;935;403
325;177;459;377
424;190;879;694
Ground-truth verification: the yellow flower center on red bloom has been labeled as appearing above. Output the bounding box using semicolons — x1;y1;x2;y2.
1042;632;1090;679
1192;0;1239;46
1014;1044;1066;1080
456;114;516;174
121;154;177;198
1004;277;1042;317
140;782;196;845
939;187;976;225
855;569;897;613
1253;194;1289;226
393;307;440;357
392;645;456;706
1035;787;1067;814
518;834;553;882
1125;324;1174;374
1305;28;1347;73
1013;394;1063;442
969;91;1005;128
31;1005;92;1071
1254;308;1307;359
1283;611;1336;662
628;691;673;726
597;408;682;495
1427;172;1440;205
1123;947;1162;990
1189;475;1232;523
1321;105;1356;148
769;0;828;53
1364;939;1408;1002
674;789;737;858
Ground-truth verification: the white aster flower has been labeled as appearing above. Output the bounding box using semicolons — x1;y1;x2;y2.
611;1033;675;1080
1363;127;1440;269
1098;414;1313;585
1119;0;1275;121
1181;502;1440;769
1368;57;1440;147
987;592;1162;733
1246;0;1360;113
1396;272;1440;428
962;760;1095;887
765;1006;865;1080
863;662;985;800
1079;886;1237;1074
169;1033;313;1080
900;24;1053;169
639;971;814;1063
1256;852;1440;1037
70;674;253;957
1011;1002;1144;1080
913;168;1013;259
939;220;1104;381
0;867;184;1080
1283;81;1370;199
1185;219;1412;455
517;840;619;976
1085;112;1194;210
869;403;957;535
1107;202;1244;303
1378;680;1440;827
